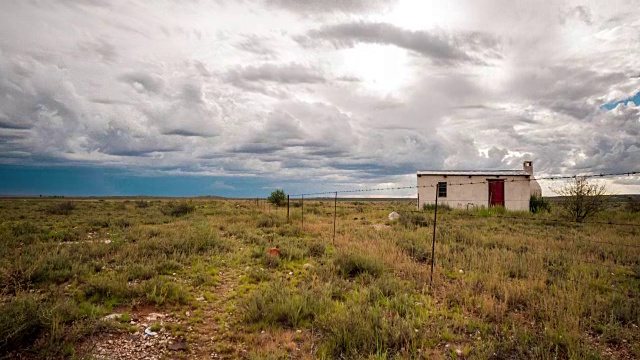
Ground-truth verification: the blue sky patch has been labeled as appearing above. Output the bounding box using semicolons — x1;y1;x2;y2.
601;91;640;110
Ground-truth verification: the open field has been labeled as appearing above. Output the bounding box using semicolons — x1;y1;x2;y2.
1;198;639;359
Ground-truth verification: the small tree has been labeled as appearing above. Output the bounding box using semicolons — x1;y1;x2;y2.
553;176;608;222
267;189;287;207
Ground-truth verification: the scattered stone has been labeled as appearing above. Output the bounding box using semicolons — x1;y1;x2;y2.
388;211;400;220
169;338;188;351
144;328;157;337
102;313;121;321
185;311;191;317
303;263;313;269
288;271;293;275
459;269;464;274
245;266;251;271
195;297;205;301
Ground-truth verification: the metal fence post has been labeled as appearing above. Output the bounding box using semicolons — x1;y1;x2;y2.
287;195;290;222
301;195;304;230
430;183;439;289
333;191;337;245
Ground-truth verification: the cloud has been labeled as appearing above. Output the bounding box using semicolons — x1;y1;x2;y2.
118;71;165;94
226;63;326;85
303;22;501;65
264;0;395;14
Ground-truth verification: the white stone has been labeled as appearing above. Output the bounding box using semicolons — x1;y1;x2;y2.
388;212;401;220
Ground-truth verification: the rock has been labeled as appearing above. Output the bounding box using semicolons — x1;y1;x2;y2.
459;269;464;274
144;328;157;336
102;313;121;321
388;212;401;220
169;338;188;351
303;263;313;269
195;297;205;301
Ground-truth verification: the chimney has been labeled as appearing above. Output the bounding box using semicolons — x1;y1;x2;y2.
523;161;533;175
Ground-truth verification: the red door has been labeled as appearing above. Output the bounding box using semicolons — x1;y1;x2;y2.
488;180;505;207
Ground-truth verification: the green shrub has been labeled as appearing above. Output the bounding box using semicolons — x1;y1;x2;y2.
45;201;75;215
625;196;640;213
396;238;430;263
530;195;551;213
160;202;195;217
398;212;429;228
0;296;42;353
11;221;40;237
267;189;287;207
135;200;151;208
144;277;190;305
307;240;326;257
422;203;451;212
317;301;420;358
256;213;285;228
334;252;384;278
243;282;327;328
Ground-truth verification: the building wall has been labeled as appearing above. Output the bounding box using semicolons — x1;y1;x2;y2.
417;175;531;211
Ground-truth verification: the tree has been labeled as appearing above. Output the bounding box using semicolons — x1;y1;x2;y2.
553;176;608;222
267;189;287;207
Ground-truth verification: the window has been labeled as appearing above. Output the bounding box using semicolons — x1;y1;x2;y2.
437;182;447;197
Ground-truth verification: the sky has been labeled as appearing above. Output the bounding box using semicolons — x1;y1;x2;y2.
0;0;639;197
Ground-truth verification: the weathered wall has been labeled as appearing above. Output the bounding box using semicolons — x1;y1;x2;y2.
417;175;531;211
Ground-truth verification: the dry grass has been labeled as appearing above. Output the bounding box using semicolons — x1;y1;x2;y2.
0;198;638;359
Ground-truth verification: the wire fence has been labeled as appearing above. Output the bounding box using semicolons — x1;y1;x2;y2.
250;169;639;291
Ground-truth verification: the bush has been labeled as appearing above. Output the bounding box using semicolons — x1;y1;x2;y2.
160;202;195;217
0;296;42;353
135;200;151;208
530;195;551;213
317;301;420;358
552;176;608;222
267;189;287;207
334;252;384;278
46;201;75;215
243;282;327;328
307;240;326;257
396;238;430;263
625;196;640;213
398;212;429;228
422;203;451;212
256;213;285;228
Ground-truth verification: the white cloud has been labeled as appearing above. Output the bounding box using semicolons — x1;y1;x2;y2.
0;0;639;195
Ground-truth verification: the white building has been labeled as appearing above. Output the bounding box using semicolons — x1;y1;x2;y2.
417;161;542;211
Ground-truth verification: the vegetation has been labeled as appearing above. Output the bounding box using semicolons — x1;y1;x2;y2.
553;176;608;222
0;197;638;359
530;194;551;213
267;189;287;207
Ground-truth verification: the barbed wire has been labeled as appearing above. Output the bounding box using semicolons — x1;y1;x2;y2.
289;170;640;197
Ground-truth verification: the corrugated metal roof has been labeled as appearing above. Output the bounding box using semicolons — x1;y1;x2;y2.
417;170;530;176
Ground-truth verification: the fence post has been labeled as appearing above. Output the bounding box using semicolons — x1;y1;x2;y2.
430;183;439;289
287;195;290;222
417;193;420;210
333;191;337;245
301;195;304;231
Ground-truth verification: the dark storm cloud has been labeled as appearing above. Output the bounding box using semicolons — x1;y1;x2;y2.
0;117;32;130
303;22;501;65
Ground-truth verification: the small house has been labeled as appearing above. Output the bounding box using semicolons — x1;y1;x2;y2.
417;161;542;211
